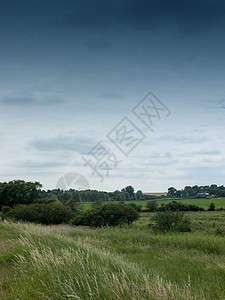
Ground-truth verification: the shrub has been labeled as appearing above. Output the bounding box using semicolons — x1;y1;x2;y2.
146;200;158;212
208;203;216;211
2;203;74;225
151;211;191;233
70;203;139;228
158;201;204;212
91;200;103;209
127;203;142;212
69;210;91;226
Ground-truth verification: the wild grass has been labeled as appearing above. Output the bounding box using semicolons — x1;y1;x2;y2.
0;221;194;300
1;212;225;299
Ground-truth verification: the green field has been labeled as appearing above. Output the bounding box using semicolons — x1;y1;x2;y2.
82;197;225;210
0;210;225;299
156;197;225;208
143;192;167;196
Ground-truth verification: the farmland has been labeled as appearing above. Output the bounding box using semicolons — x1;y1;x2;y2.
82;197;225;210
0;197;225;299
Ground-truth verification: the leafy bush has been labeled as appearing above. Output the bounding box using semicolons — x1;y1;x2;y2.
91;200;103;209
208;203;215;211
158;201;204;212
151;211;191;233
69;210;91;226
146;200;158;212
70;203;139;228
2;203;74;225
127;203;142;212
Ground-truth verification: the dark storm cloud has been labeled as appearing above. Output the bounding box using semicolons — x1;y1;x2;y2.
121;0;225;32
55;0;225;34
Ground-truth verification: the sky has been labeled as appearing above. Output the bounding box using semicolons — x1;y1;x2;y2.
0;0;225;192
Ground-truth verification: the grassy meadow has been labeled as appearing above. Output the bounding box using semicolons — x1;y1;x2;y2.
82;197;225;210
156;197;225;208
0;199;225;300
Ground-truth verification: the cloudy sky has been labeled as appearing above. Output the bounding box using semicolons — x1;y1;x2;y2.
0;0;225;192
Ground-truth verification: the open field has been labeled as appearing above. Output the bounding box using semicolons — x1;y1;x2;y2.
136;211;225;234
156;197;225;208
82;197;225;210
0;210;225;299
143;192;167;196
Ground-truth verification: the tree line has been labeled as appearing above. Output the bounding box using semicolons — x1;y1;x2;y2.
0;180;140;227
1;180;220;232
167;184;225;198
40;185;145;203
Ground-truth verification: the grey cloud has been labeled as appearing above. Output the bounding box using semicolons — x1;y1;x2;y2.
174;136;210;143
208;99;225;110
1;94;65;106
1;96;33;106
164;152;173;158
99;92;126;100
157;135;210;144
17;161;65;169
41;97;65;105
181;165;225;182
177;149;221;158
217;100;225;104
194;149;221;155
148;159;178;167
29;135;96;154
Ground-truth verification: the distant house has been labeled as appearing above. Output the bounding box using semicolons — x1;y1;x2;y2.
197;192;210;197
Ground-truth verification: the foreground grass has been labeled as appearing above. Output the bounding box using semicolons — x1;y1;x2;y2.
0;214;225;299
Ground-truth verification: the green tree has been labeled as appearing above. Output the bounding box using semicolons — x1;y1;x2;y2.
136;190;143;200
122;186;135;199
209;184;218;194
0;180;42;210
167;187;177;197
